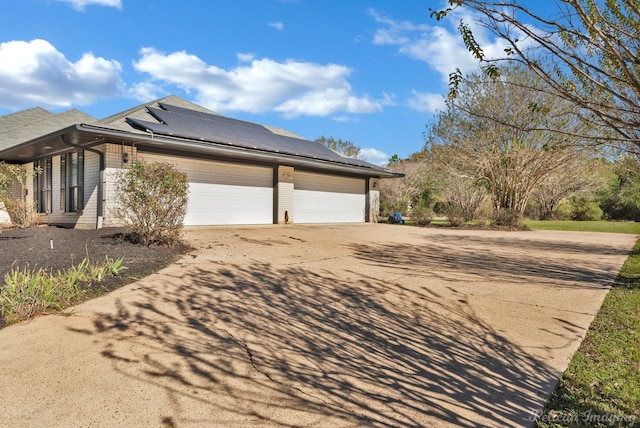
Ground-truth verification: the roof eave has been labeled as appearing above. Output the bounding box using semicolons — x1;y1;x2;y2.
76;124;397;178
0;124;94;162
0;123;397;178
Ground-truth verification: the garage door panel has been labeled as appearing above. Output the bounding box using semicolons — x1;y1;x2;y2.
294;174;363;194
294;171;365;224
185;183;272;225
138;152;273;225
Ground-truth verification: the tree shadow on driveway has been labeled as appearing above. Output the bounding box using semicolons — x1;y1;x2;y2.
72;254;560;427
354;232;629;288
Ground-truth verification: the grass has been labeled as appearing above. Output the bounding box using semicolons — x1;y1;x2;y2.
536;239;640;427
0;256;126;325
525;220;640;234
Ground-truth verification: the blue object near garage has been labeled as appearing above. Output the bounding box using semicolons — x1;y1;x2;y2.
388;211;404;224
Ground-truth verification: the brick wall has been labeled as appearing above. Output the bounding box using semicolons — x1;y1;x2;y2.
276;165;294;223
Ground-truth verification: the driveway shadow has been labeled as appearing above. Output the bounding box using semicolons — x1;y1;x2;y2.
72;257;558;427
350;232;628;288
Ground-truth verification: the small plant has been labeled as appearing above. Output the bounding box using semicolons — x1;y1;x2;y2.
442;202;466;227
0;256;126;325
410;206;433;227
0;267;62;323
113;160;189;247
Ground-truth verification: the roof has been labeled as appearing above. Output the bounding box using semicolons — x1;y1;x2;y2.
0;108;96;152
125;102;379;169
0;96;394;177
94;95;219;133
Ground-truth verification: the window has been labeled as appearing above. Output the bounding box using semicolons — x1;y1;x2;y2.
35;158;52;213
60;151;84;213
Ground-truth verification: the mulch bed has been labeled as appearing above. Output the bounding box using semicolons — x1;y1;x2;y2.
0;225;190;326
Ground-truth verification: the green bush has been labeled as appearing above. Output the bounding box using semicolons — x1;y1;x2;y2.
554;202;574;220
114;161;189;246
0;256;125;325
571;199;603;221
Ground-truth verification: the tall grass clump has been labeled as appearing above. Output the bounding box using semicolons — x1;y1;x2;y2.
0;256;125;325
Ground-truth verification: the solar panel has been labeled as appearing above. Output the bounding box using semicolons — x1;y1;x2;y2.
127;103;383;169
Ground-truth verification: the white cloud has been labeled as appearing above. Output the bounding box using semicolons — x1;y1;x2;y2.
55;0;122;11
407;90;446;113
268;22;284;31
369;9;430;45
369;8;519;82
370;8;476;81
133;47;386;117
237;52;255;62
0;39;124;109
360;147;390;166
129;81;166;102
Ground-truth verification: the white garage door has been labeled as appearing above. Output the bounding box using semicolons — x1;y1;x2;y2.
139;153;273;225
294;171;365;223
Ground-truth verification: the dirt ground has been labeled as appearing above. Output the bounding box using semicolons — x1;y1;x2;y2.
0;224;636;427
0;225;188;326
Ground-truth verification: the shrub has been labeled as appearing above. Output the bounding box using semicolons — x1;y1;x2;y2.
411;206;433;227
571;198;603;221
114;161;189;246
442;202;466;227
0;162;38;228
554;202;574;220
4;198;37;228
492;208;524;229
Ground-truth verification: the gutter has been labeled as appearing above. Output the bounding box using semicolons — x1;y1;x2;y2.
77;124;399;179
59;135;105;229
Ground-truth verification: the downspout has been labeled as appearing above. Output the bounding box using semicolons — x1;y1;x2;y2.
60;135;105;229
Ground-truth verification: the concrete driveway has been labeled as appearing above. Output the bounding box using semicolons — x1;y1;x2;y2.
0;224;635;427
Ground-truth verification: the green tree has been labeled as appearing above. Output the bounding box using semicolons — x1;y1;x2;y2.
316;136;362;159
600;155;640;220
388;154;401;164
433;0;640;149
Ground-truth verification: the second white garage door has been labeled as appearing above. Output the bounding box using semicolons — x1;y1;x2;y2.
139;153;273;225
294;171;365;223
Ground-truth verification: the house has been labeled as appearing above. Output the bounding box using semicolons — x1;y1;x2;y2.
0;96;395;229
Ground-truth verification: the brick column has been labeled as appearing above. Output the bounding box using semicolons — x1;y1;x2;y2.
275;165;294;224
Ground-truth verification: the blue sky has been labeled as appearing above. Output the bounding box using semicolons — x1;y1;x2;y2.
0;0;519;164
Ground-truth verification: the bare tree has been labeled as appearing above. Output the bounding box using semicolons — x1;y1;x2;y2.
433;0;640;150
532;157;607;219
379;160;429;215
428;66;585;227
427;145;488;225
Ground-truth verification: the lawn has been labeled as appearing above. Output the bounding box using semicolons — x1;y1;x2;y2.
536;237;640;427
525;220;640;234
